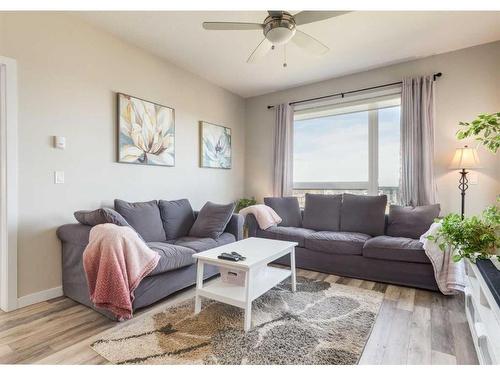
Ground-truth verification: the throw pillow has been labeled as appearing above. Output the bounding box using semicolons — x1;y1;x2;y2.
302;193;342;231
74;208;145;241
114;199;166;242
158;199;195;240
74;207;130;227
189;201;235;239
387;204;441;239
263;197;302;227
340;194;387;236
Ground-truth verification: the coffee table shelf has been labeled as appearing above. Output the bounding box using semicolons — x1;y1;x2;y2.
197;266;291;308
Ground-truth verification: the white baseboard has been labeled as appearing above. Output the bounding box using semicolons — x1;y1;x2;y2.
17;286;63;308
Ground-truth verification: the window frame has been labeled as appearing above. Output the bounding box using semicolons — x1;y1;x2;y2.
292;92;401;197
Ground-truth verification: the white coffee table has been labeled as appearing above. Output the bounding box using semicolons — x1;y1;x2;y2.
192;237;297;331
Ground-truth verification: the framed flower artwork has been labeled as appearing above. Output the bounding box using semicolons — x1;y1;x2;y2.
199;121;232;169
118;93;175;166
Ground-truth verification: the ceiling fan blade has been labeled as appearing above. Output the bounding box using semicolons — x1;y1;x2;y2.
247;38;273;63
293;11;350;25
291;30;329;56
202;22;263;30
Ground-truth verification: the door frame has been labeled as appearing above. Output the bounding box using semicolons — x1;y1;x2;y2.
0;56;18;312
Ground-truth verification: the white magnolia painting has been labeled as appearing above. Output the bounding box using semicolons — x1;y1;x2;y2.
200;122;232;169
118;93;175;166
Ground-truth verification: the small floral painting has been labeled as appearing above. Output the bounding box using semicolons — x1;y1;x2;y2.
200;122;232;169
118;93;175;166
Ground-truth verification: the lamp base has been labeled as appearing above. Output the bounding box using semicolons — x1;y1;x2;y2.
458;168;469;219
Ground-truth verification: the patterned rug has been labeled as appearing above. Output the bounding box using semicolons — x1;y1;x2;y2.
91;276;383;365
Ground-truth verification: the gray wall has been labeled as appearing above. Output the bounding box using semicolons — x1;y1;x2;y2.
0;13;246;297
245;41;500;216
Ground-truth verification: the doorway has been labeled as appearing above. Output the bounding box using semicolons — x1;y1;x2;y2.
0;56;18;312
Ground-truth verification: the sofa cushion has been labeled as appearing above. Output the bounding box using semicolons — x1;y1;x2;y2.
175;232;236;252
158;199;195;240
302;193;342;231
387;204;440;239
340;194;387;236
257;226;316;247
146;242;196;276
305;231;371;255
189;201;235;239
114;199;166;242
363;236;430;264
264;197;302;227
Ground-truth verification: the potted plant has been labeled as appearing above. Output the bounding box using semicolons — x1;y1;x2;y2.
427;203;500;269
444;112;500;269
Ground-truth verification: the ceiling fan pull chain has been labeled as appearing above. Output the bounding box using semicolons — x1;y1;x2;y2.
283;44;288;68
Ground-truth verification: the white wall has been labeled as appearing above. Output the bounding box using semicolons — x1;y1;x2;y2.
0;13;246;298
245;41;500;215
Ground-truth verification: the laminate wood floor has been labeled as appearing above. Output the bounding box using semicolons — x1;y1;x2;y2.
0;269;478;365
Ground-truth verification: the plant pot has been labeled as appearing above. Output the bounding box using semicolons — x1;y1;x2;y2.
491;256;500;271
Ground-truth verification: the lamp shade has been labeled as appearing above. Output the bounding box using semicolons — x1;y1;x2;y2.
449;145;481;169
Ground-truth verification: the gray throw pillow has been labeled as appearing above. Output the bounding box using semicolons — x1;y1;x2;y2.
302;193;342;231
158;199;195;240
340;194;387;236
74;207;130;227
263;197;302;227
189;201;235;239
387;204;441;239
74;208;145;241
114;199;166;242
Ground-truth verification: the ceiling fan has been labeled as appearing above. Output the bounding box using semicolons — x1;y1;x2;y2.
202;11;349;65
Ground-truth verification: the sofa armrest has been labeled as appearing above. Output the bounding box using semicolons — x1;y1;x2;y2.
56;223;92;246
225;213;244;241
245;213;259;238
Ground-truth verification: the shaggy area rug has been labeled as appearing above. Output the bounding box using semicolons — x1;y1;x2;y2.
91;276;383;365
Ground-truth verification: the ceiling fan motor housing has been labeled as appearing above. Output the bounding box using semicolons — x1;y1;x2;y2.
263;12;296;45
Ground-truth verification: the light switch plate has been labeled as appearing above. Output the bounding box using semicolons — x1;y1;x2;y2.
54;171;65;184
54;136;66;149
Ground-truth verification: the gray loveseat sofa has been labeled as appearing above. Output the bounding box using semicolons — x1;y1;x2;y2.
57;199;243;319
247;194;440;291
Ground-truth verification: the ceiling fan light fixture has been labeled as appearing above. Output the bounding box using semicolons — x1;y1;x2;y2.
202;10;343;64
265;27;296;45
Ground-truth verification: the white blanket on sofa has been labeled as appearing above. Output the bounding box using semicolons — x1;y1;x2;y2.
420;222;465;295
239;204;282;230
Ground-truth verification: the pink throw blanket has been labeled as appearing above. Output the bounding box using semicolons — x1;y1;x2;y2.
239;204;282;230
83;223;160;320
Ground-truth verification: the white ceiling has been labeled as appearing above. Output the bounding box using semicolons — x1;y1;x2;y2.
78;11;500;98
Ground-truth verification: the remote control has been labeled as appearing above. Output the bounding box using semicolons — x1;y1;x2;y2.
231;251;246;260
218;253;240;261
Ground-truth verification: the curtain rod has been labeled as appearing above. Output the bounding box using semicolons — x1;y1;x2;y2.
266;72;443;110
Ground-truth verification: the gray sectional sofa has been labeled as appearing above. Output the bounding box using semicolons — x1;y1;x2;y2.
57;199;243;319
246;194;440;291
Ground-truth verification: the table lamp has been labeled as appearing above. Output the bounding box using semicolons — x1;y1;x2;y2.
449;145;481;219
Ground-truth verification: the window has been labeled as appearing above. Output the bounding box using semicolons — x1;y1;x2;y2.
292;94;401;206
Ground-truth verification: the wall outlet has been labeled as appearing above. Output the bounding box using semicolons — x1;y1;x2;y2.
54;171;65;184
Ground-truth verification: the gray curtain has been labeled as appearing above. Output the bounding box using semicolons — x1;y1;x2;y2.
400;76;438;206
273;103;294;197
